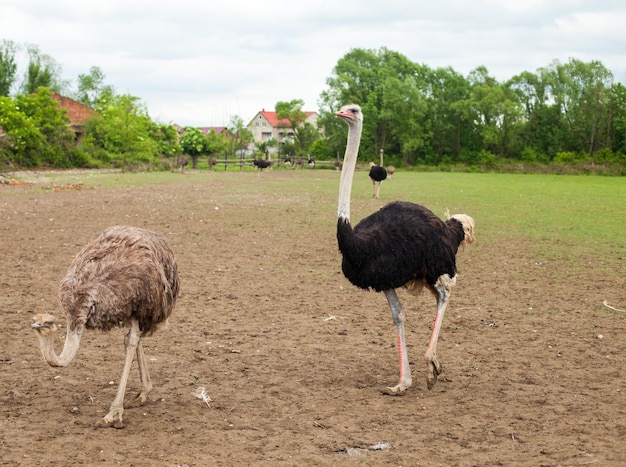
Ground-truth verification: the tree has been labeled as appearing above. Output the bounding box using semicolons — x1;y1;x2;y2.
547;58;614;159
227;115;253;169
20;45;67;95
149;123;181;160
75;66;114;108
205;129;229;169
275;99;318;159
321;47;428;162
458;66;523;160
508;69;564;160
0;40;18;97
426;66;472;161
0;96;44;167
179;127;207;169
83;94;156;171
609;82;626;155
16;87;78;167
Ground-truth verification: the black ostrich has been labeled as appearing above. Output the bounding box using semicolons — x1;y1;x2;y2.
334;104;475;394
253;159;271;175
368;162;387;198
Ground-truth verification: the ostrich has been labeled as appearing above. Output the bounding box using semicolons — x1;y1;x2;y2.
253;159;272;175
368;162;387;198
386;165;396;179
31;225;180;427
208;156;218;171
177;155;189;172
368;149;388;198
335;104;474;394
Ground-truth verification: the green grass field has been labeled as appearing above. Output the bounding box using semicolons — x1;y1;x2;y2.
10;167;626;268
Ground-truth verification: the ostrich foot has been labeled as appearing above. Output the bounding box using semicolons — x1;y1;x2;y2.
382;383;410;396
135;390;150;404
100;408;124;429
426;357;442;390
135;381;152;404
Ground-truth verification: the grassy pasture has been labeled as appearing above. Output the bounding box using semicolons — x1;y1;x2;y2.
11;167;624;266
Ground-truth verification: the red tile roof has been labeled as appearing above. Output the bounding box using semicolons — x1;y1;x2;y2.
50;92;96;125
259;109;316;128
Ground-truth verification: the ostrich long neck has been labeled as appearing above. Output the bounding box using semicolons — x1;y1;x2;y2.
337;120;363;221
37;322;83;367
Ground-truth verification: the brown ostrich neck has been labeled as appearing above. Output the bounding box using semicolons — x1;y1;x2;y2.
36;321;83;367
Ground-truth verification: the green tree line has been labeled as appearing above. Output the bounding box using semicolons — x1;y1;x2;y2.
1;39;625;172
315;47;626;172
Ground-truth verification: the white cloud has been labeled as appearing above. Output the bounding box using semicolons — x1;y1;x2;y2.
1;0;625;126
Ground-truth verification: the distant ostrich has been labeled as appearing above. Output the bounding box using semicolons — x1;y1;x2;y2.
369;162;387;198
295;158;304;169
368;149;387;198
386;165;396;179
177;156;189;172
31;225;180;427
253;159;272;175
307;157;316;169
334;161;343;171
208;156;218;171
335;104;475;394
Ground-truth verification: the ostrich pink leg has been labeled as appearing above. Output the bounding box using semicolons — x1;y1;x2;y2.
103;319;141;428
135;340;153;403
383;289;412;395
424;274;455;390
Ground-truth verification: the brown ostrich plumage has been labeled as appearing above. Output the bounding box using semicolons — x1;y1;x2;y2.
32;225;179;428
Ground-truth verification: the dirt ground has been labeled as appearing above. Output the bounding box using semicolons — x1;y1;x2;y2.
1;170;625;466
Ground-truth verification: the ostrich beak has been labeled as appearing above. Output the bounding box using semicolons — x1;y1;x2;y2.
32;314;57;330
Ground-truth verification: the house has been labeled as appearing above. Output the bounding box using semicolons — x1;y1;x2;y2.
51;92;97;140
247;109;318;145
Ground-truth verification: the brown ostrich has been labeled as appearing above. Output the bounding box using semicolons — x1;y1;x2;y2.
335;104;474;394
177;155;189;171
208;156;218;171
31;225;180;428
386;165;396;179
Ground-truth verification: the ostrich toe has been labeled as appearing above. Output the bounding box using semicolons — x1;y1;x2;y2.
135;387;152;403
382;383;410;396
101;407;124;429
426;357;442;390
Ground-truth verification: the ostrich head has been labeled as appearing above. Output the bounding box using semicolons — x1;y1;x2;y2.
334;104;362;127
31;313;59;337
32;312;83;367
450;213;475;248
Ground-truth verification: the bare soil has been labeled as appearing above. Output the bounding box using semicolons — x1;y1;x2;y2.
1;170;625;466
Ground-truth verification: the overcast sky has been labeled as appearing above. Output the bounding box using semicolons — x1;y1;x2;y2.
2;1;625;127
